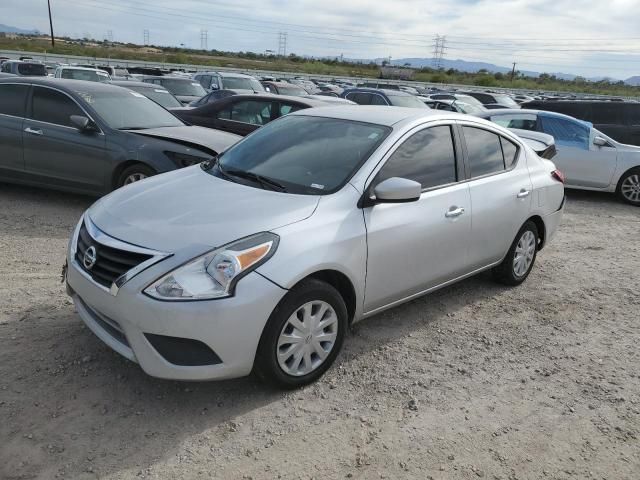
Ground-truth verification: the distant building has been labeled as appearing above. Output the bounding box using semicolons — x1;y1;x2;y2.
0;32;19;39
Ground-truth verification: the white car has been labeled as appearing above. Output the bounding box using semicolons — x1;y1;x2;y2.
55;66;111;83
478;109;640;205
65;107;565;388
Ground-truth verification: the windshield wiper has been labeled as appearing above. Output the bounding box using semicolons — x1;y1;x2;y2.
222;167;287;192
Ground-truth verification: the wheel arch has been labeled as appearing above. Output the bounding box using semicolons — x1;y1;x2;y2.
293;269;358;324
111;160;156;190
527;215;546;250
615;165;640;193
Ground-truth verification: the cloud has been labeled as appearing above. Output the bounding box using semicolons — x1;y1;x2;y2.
2;0;639;79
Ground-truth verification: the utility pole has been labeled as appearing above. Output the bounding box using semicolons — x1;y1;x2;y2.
510;62;517;82
200;29;208;50
47;0;55;48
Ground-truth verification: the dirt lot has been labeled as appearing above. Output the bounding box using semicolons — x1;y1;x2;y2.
1;183;638;480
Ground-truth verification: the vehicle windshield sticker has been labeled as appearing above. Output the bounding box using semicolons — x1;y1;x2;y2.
368;133;380;139
311;183;325;190
154;89;169;93
77;92;94;103
130;91;146;98
191;83;201;86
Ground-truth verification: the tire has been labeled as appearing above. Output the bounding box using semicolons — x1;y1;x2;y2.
492;221;539;286
116;164;156;189
617;168;640;206
254;279;347;389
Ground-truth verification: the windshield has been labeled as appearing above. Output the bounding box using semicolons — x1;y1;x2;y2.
130;86;182;109
160;79;206;96
494;95;519;107
277;85;308;96
18;63;46;76
222;77;265;92
81;89;185;129
62;69;110;82
456;102;486;114
388;95;429;108
213;115;390;195
455;95;484;107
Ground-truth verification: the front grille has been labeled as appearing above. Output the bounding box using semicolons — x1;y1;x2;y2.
75;222;152;288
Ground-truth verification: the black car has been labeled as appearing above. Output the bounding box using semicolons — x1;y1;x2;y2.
171;94;329;136
0;78;240;195
189;89;240;107
1;60;47;77
111;80;183;109
522;100;640;146
261;81;309;96
141;76;208;105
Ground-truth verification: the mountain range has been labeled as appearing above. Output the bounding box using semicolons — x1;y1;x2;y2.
0;23;39;35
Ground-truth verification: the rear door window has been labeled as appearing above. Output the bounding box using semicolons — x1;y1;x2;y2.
17;63;46;76
30;86;84;128
500;137;519;168
0;84;29;117
218;100;273;125
490;113;538;131
279;103;304;115
370;94;388;105
376;125;458;189
462;126;505;177
346;92;372;105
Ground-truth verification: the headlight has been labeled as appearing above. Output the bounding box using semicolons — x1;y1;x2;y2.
164;150;209;168
143;232;278;301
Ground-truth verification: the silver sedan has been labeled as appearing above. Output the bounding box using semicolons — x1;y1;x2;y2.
477;109;640;206
65;106;565;388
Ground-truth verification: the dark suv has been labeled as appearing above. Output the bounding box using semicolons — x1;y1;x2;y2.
522;100;640;146
1;60;47;76
340;88;428;108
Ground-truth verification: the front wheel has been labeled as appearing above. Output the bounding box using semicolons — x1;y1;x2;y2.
254;279;347;389
492;221;539;286
116;164;156;189
617;168;640;206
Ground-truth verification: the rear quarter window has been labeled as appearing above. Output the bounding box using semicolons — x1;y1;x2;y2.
0;84;29;117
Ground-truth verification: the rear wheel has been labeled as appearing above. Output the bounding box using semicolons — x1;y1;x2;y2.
254;279;347;389
492;221;539;286
617;168;640;206
116;164;156;189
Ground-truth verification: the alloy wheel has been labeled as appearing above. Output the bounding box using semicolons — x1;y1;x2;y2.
123;173;148;185
621;174;640;203
513;230;536;278
277;300;338;377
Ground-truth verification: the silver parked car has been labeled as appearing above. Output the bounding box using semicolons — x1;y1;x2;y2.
477;109;640;205
65;106;565;388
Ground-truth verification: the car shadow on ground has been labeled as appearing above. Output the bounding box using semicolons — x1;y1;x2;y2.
1;268;500;478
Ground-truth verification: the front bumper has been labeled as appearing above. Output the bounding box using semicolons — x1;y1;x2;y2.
67;249;287;381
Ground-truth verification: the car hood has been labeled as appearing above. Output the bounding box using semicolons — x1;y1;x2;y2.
129;126;241;155
88;167;320;252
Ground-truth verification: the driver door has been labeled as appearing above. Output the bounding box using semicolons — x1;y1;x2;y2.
363;124;471;314
539;114;617;188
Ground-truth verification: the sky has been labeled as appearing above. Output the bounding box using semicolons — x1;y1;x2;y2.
2;0;640;79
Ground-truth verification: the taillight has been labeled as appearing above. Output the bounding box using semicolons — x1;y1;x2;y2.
551;169;565;184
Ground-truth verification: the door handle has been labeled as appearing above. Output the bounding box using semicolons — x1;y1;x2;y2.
24;127;43;136
445;206;465;218
517;189;531;199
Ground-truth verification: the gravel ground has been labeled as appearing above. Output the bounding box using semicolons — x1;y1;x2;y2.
1;183;639;480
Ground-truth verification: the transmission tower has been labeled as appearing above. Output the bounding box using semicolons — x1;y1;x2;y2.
432;35;447;69
107;30;113;42
143;29;149;46
278;32;288;57
200;29;208;50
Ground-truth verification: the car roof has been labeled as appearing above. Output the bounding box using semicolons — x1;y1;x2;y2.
59;66;107;72
263;81;303;87
343;87;414;97
142;75;195;81
289;105;462;126
0;76;131;94
476;108;593;125
111;80;165;89
204;93;327;107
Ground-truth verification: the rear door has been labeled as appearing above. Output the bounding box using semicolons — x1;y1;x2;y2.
538;114;617;188
363;123;471;312
0;83;29;179
23;86;108;190
460;124;533;269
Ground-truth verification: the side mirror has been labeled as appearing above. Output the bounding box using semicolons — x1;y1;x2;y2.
373;177;422;204
70;115;97;133
593;136;608;147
